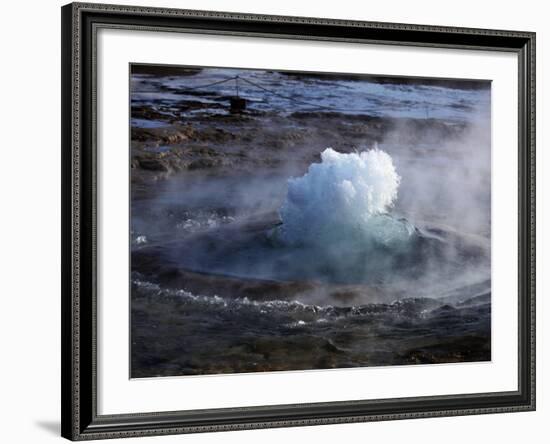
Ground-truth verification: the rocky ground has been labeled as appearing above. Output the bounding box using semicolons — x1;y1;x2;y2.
131;101;468;184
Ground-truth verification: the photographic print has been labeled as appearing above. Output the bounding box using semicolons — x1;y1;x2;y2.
130;64;491;378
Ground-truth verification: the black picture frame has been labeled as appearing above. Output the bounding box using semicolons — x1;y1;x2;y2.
61;2;536;440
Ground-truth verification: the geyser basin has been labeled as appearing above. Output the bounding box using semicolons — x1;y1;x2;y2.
129;65;492;378
134;148;490;287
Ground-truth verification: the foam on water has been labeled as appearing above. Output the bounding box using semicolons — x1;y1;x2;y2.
278;147;414;249
132;278;454;319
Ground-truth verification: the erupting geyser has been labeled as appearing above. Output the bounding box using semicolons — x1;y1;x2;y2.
277;147;415;250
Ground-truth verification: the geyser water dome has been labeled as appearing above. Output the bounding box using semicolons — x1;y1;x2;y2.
277;147;415;251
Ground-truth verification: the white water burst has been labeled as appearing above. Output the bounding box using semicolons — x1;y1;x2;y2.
277;147;412;248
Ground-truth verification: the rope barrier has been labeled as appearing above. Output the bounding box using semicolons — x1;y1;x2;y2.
184;76;239;91
132;76;239;93
238;77;333;111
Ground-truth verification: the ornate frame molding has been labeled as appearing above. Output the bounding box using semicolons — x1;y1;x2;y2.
61;3;535;440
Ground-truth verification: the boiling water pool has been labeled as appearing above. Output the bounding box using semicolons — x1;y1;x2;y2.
132;148;490;295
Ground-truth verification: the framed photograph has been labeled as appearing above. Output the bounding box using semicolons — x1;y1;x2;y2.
61;2;535;440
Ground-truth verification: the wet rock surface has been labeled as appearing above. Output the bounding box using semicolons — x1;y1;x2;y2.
131;278;490;377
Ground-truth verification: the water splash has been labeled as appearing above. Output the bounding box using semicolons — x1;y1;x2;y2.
277;147;414;249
